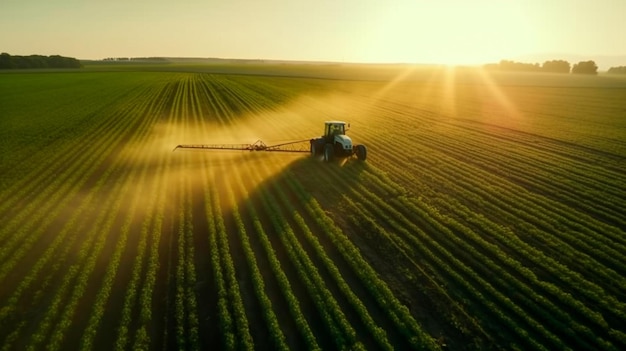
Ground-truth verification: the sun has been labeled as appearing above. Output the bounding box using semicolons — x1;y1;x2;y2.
360;1;535;65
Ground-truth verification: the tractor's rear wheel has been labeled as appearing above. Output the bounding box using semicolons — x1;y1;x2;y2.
324;143;334;162
355;144;367;161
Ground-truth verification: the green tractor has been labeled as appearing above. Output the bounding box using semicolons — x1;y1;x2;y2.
310;121;367;162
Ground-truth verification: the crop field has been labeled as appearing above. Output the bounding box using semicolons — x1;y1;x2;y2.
1;64;625;350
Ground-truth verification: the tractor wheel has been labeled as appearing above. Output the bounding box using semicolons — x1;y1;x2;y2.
355;144;367;161
323;144;334;162
310;142;317;156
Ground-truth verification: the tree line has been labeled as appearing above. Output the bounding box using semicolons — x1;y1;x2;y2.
484;59;601;74
0;53;82;69
101;57;169;62
607;66;626;74
486;59;626;75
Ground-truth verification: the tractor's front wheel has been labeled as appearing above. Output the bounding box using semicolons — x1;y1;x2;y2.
355;144;367;161
324;144;334;162
310;142;317;157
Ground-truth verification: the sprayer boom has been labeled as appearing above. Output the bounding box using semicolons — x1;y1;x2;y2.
173;139;310;153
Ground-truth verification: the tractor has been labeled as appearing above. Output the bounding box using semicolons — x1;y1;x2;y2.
310;121;367;162
174;120;367;162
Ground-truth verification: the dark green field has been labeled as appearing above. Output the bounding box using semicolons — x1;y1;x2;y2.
1;63;625;350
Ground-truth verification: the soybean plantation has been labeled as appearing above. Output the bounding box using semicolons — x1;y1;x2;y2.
1;65;625;350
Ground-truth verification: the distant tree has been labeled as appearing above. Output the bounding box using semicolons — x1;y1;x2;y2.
542;60;570;73
130;57;169;62
28;55;48;68
607;66;626;74
572;60;598;75
48;55;82;68
490;60;541;72
14;55;32;68
0;52;14;68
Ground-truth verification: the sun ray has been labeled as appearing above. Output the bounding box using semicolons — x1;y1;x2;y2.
475;67;524;129
441;66;458;118
369;65;419;103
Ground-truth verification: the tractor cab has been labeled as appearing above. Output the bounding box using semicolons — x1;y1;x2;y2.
323;121;353;151
323;121;352;148
324;121;347;138
316;120;352;157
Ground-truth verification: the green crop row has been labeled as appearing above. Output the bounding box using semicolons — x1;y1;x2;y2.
285;168;442;351
273;178;394;351
225;174;290;351
256;183;363;350
208;178;255;350
233;163;321;350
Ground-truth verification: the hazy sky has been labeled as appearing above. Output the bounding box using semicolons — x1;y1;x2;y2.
1;0;625;66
